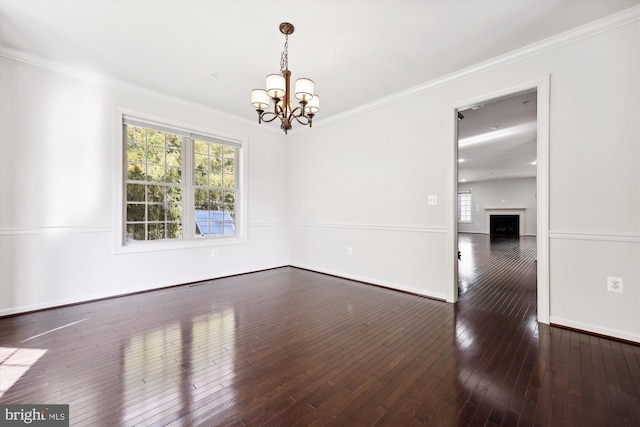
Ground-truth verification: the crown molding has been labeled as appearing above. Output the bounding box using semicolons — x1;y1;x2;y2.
317;5;640;127
0;46;275;131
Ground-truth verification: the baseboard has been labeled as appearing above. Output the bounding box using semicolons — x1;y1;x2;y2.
550;316;640;344
0;265;289;318
289;264;448;301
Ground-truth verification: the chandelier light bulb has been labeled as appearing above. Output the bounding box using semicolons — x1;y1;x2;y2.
266;74;286;99
305;95;320;114
294;78;314;101
251;89;269;110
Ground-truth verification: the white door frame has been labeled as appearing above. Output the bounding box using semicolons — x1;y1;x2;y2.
445;76;550;324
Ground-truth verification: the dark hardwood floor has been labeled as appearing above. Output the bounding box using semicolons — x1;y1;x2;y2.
1;234;639;426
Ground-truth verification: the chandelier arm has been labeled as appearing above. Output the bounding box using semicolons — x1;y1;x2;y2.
288;105;302;117
290;112;311;126
259;111;282;123
272;97;282;115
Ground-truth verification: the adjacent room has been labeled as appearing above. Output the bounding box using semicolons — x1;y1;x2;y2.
1;1;639;425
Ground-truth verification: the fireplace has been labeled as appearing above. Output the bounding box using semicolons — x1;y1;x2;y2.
490;215;520;236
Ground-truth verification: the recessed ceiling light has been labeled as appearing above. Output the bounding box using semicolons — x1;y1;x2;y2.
490;125;502;131
458;158;465;162
531;160;537;165
471;104;484;110
460;179;467;182
523;100;530;106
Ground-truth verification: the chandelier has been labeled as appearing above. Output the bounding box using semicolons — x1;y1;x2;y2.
251;22;319;134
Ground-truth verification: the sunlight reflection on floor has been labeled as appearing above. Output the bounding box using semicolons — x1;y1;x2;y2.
0;347;48;398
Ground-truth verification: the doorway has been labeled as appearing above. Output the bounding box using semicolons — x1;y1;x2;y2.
447;78;550;324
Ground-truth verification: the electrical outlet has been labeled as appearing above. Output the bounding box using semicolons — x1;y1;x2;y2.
607;276;623;293
428;195;438;205
347;246;353;255
211;249;218;258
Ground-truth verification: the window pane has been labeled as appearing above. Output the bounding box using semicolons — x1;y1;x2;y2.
166;133;181;151
168;204;182;222
223;146;235;158
127;184;145;202
167;186;182;203
223;158;235;174
194;189;208;210
127;142;145;162
147;185;165;203
126;204;145;222
223;191;235;204
194;140;208;154
147;145;164;165
222;174;235;188
209;190;223;211
195;171;208;186
209;157;222;174
166;167;181;184
194;154;208;170
209;173;222;187
166;148;181;167
127;163;145;181
210;144;223;157
127;126;145;143
126;223;146;241
146;165;165;182
147;223;165;240
148;204;165;221
224;191;235;219
458;192;472;222
147;129;165;146
226;208;235;220
167;223;182;239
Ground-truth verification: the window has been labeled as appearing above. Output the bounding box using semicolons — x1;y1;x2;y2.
122;114;244;248
193;139;237;237
458;190;472;223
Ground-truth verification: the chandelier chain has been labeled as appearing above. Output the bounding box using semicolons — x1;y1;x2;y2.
280;34;289;73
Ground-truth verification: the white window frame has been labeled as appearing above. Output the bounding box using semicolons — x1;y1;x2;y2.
114;108;248;253
458;189;472;223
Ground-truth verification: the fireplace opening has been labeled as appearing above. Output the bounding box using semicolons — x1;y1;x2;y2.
490;215;519;236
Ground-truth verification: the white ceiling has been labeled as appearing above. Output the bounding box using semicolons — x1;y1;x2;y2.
1;0;637;181
458;91;538;183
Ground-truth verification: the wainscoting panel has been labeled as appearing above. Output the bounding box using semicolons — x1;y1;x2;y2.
290;223;448;300
549;233;640;343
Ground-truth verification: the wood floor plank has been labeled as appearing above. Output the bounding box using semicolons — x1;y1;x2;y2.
1;234;638;426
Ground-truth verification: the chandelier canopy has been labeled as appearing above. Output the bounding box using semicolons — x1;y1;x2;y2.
251;22;319;134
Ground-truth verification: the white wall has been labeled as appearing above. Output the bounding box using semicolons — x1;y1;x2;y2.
288;99;450;299
459;178;537;235
0;55;290;315
289;12;639;341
